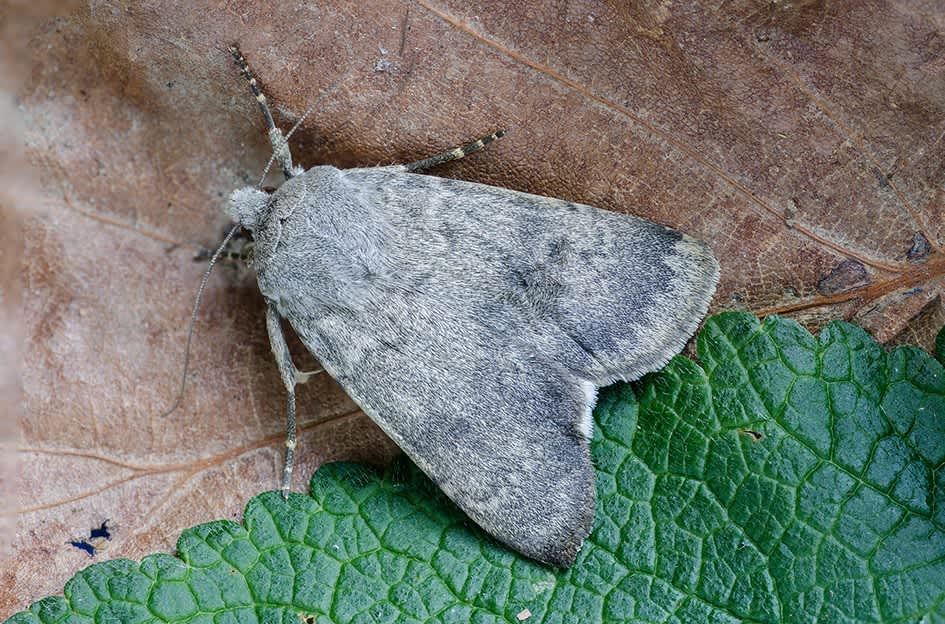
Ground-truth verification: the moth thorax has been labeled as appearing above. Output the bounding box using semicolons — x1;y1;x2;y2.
225;187;269;232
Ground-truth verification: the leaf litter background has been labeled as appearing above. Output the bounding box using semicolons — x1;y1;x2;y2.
3;0;944;616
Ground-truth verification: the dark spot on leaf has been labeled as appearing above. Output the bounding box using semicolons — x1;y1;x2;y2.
68;519;113;557
88;520;112;541
874;167;890;189
740;429;763;441
68;540;96;557
907;232;931;261
784;199;797;221
817;259;870;295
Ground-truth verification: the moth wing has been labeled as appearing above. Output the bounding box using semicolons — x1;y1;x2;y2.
348;167;721;387
257;165;718;566
295;302;596;567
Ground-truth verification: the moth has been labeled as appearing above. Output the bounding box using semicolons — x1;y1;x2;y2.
210;48;719;567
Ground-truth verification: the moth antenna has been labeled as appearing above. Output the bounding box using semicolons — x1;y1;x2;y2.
255;100;317;188
160;224;241;418
228;46;295;180
404;129;508;172
228;45;352;188
253;70;351;187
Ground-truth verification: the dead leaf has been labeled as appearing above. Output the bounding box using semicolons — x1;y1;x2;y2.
4;0;944;614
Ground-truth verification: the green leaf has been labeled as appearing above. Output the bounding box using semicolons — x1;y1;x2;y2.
8;313;945;623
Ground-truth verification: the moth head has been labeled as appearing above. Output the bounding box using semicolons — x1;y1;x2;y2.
225;186;269;233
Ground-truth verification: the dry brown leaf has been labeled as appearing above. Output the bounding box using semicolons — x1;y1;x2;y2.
4;0;944;615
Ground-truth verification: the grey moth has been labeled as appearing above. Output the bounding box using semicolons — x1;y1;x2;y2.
208;48;720;567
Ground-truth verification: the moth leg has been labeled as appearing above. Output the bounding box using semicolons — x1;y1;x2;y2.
193;247;242;263
404;129;506;172
228;45;295;180
265;301;300;498
194;225;253;263
296;368;323;384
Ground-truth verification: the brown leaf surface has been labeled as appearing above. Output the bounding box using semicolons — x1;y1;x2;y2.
4;0;944;615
